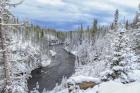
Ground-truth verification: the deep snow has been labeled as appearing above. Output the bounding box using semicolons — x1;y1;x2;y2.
44;28;140;93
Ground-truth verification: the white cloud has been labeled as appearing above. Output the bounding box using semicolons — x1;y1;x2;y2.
109;0;139;9
36;0;64;5
11;0;140;30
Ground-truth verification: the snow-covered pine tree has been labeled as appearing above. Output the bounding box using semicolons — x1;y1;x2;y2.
114;9;119;30
91;19;98;44
0;0;23;92
125;20;129;30
110;33;126;80
79;24;83;45
101;25;139;83
133;4;140;28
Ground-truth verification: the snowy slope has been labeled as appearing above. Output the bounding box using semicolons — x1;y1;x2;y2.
0;29;58;93
65;28;140;82
8;32;42;93
45;28;140;93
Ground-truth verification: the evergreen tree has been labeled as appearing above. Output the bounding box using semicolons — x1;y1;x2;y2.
114;9;119;25
110;23;114;30
79;24;83;45
91;19;98;39
125;20;129;30
40;29;44;39
133;4;140;28
93;19;98;32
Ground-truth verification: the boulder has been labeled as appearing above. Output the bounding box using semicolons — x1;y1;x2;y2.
67;76;100;93
79;81;97;90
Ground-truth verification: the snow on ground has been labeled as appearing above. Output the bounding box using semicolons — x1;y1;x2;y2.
73;81;140;93
41;50;57;67
49;50;57;56
45;34;58;40
46;28;140;93
10;39;42;93
45;78;140;93
0;30;54;93
127;70;140;82
66;28;140;82
1;24;140;93
67;75;100;84
11;41;41;75
97;81;140;93
41;55;51;67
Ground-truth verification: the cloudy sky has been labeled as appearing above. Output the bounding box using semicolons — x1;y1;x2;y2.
11;0;140;31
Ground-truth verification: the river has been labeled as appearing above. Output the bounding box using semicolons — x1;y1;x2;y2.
27;45;75;93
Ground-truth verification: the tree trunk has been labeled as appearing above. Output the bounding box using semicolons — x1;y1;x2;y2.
0;19;12;93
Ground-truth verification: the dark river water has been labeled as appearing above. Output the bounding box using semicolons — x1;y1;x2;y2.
27;45;75;93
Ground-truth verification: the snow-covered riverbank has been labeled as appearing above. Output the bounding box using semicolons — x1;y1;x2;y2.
28;44;75;93
0;30;58;93
44;28;140;93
